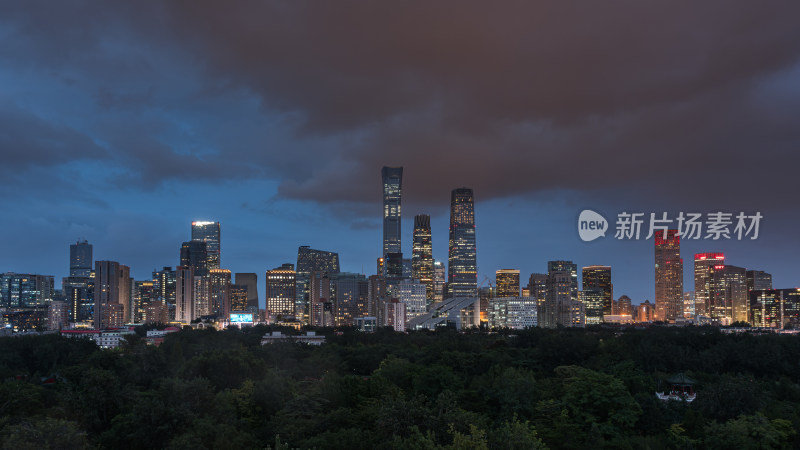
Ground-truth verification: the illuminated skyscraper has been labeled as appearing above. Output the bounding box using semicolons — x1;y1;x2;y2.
93;261;131;328
208;269;231;318
448;188;477;298
230;285;248;312
133;280;155;323
694;252;724;317
579;290;604;325
412;214;434;299
582;266;612;319
654;230;683;322
381;166;403;264
710;264;748;323
527;273;547;310
750;289;800;328
683;291;695;318
296;246;340;324
69;240;93;277
191;221;221;270
152;267;176;320
266;264;296;319
495;269;520;297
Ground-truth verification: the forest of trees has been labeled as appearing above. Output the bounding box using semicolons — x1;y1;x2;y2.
2;325;800;449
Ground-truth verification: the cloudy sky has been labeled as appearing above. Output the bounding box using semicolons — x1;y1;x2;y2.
2;1;799;305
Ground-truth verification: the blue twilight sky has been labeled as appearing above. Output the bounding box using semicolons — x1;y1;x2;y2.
2;1;800;307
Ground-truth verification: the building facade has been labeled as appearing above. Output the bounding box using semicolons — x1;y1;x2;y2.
265;264;296;320
69;240;93;277
208;269;231;318
191;221;221;270
296;246;340;324
93;261;131;328
655;230;683;321
411;214;434;300
381;166;403;265
582;265;612;319
694;252;724;317
495;269;521;298
448;188;477;298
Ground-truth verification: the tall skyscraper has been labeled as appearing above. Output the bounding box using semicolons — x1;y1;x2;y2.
93;261;131;328
208;269;231;318
381;167;403;265
710;264;748;323
654;230;683;322
133;280;155;323
368;275;388;324
333;273;369;326
296;246;340;324
581;265;612;319
542;261;582;327
448;188;477;298
153;267;176;320
527;273;547;310
180;241;208;276
63;276;92;322
175;266;194;324
495;269;521;297
265;264;296;320
412;215;434;300
191;221;221;270
309;271;334;327
69;240;93;277
694;252;724;317
547;261;578;300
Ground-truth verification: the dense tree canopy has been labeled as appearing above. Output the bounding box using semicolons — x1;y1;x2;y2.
1;326;799;449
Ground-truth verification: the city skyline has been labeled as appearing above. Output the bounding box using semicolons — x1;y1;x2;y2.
2;197;797;309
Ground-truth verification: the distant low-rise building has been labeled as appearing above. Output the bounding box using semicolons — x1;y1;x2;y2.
61;327;136;349
354;316;378;332
488;296;537;329
261;331;326;345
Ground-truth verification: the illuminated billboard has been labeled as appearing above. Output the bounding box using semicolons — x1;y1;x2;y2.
230;313;254;323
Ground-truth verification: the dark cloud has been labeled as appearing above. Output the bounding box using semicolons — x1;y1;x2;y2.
1;0;800;215
0;103;107;171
